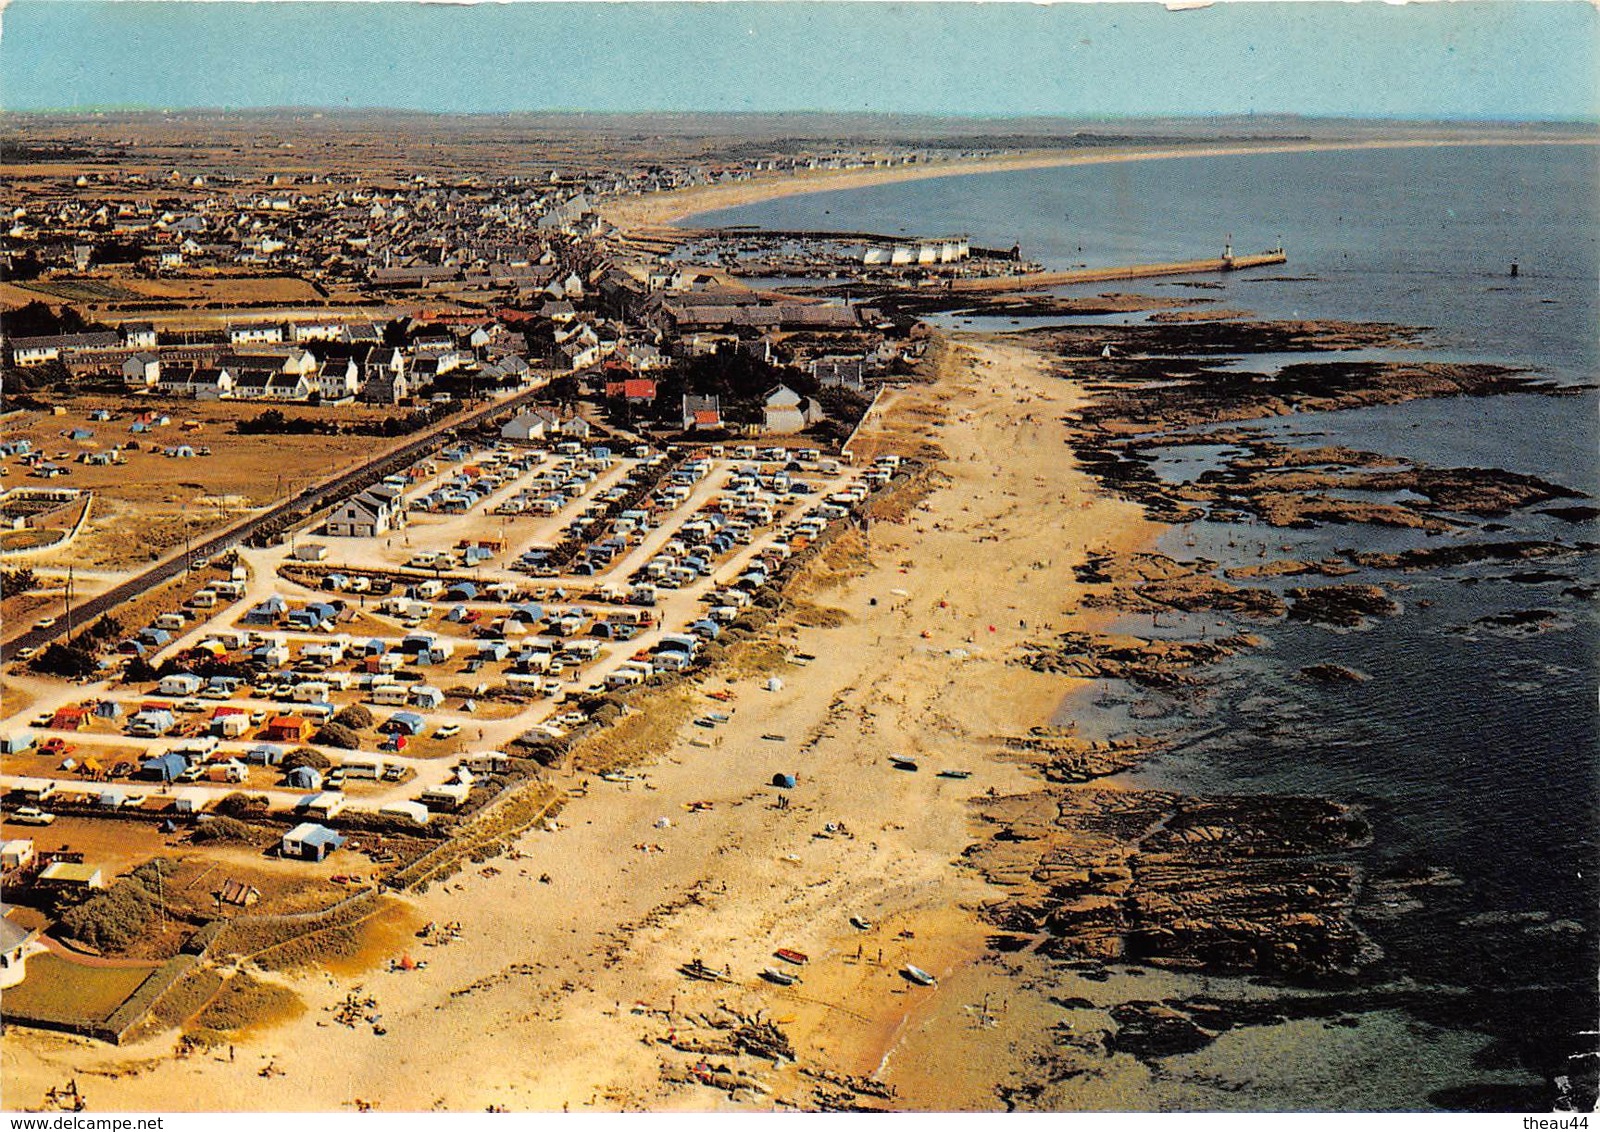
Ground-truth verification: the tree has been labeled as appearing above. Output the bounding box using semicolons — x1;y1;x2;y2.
313;721;360;749
282;747;331;772
215;792;271;819
32;642;98;678
0;568;39;596
331;704;374;730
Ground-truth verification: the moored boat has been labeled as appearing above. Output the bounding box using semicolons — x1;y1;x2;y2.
774;947;809;965
902;964;937;987
761;967;799;986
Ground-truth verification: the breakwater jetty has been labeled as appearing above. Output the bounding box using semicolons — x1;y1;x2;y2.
944;247;1287;292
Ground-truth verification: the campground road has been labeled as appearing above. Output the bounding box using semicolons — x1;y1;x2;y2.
0;382;554;663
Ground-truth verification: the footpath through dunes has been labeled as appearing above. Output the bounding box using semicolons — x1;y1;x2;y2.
1;337;1162;1112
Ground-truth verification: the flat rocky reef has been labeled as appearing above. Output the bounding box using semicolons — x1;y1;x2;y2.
964;786;1374;984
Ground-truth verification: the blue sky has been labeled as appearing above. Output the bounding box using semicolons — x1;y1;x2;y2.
3;2;1595;121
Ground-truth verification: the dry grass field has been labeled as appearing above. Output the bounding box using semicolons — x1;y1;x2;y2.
0;397;409;569
0;954;158;1027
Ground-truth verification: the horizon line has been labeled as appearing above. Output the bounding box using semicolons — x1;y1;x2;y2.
6;107;1599;127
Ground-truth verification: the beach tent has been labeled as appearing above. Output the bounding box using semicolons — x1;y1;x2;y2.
772;772;797;789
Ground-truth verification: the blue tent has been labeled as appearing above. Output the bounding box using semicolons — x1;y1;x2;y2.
286;766;323;790
142;752;188;782
772;772;797;789
382;711;426;736
447;582;479;601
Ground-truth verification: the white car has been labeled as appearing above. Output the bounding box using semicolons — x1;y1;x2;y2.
33;617;57;631
12;806;56;826
435;723;461;739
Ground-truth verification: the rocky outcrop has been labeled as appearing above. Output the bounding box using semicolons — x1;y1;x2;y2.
1001;728;1168;783
964;787;1373;985
1015;630;1259;688
1286;584;1399;628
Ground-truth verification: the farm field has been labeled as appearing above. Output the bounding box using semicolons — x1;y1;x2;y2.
0;397;419;569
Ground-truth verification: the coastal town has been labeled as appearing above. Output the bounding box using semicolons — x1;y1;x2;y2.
1;103;1595;1117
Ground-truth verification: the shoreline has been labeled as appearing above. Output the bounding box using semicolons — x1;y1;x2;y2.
601;134;1598;231
0;335;1166;1113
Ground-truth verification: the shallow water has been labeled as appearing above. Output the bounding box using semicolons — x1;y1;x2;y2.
688;141;1599;1109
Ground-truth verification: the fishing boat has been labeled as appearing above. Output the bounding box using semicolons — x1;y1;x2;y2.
936;769;972;780
889;756;919;771
761;967;799;987
902;964;938;987
849;915;873;931
773;948;809;966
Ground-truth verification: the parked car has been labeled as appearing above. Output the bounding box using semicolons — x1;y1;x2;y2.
12;807;56;826
435;723;461;739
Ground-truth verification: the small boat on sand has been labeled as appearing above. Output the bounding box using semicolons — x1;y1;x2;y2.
889;756;919;772
849;915;872;930
937;769;972;779
902;964;938;987
773;948;809;966
680;958;729;982
762;967;799;986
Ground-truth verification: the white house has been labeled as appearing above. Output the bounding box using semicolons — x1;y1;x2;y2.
326;485;405;538
762;384;822;435
122;352;161;388
228;323;285;346
120;322;158;349
0;914;41;990
290;318;348;343
501;409;551;442
159;366;235;399
315;358;360;401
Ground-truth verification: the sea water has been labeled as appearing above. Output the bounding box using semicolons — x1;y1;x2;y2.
688;142;1599;1108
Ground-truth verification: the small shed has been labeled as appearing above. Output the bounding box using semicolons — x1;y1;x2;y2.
281;822;344;862
262;716;312;743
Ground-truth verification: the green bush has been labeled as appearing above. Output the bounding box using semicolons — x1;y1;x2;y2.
282;747;331;772
215;792;270;818
313;721;359;749
58;881;158;951
331;703;374;730
190;816;257;844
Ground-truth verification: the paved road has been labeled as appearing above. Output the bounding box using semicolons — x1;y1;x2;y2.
0;383;552;663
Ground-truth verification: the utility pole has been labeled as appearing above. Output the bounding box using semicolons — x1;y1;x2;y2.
64;566;75;641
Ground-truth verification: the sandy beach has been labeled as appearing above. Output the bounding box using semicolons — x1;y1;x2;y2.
2;334;1168;1112
600;134;1594;232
